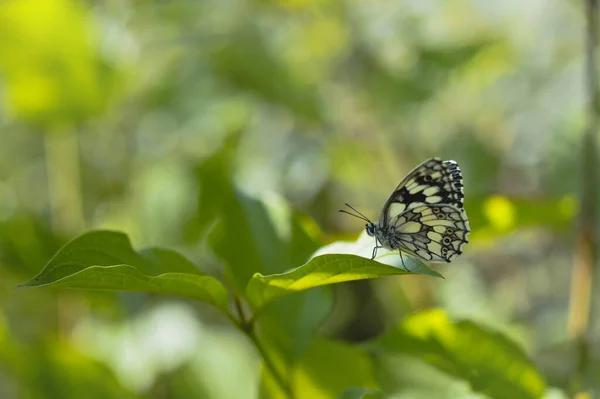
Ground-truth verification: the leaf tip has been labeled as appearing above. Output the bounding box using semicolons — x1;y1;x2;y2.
16;280;35;288
18;273;50;288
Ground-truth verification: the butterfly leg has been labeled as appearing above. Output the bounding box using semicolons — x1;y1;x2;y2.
371;246;383;260
399;250;410;272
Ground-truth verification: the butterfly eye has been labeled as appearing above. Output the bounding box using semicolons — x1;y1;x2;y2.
432;208;440;214
446;228;454;234
424;175;432;182
437;213;446;219
365;223;376;236
443;237;452;245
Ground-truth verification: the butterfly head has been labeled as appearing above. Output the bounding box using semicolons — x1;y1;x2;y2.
365;222;377;236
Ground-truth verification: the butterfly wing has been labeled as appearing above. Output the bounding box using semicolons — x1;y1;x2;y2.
379;158;470;263
392;205;470;262
379;158;465;228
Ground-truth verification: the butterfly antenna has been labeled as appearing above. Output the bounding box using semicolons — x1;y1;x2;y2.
338;209;369;222
342;203;372;222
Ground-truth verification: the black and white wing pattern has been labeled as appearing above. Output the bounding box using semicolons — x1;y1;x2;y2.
380;158;470;263
379;158;464;227
392;205;470;262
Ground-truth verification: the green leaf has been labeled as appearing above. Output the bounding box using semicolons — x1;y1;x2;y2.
372;354;480;399
211;24;322;123
246;254;442;310
261;338;379;399
365;309;546;399
338;388;387;399
20;265;228;312
138;247;203;275
19;230;230;314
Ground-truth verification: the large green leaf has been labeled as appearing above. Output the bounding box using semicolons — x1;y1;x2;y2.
19;230;230;314
246;254;442;310
365;309;546;399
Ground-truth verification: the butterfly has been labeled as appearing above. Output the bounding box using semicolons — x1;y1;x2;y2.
340;158;470;269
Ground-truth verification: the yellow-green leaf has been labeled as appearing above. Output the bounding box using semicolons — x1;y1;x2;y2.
366;309;546;399
246;254;442;310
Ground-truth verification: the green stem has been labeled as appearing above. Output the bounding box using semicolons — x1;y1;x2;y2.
246;328;294;399
231;296;293;398
568;0;599;394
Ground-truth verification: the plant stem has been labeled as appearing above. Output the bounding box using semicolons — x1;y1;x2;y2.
231;296;294;398
246;328;294;399
567;0;598;394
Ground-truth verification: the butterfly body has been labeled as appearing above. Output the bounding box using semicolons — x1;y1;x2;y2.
342;158;470;266
366;222;399;250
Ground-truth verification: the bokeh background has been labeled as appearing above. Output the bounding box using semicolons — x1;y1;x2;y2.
0;0;596;398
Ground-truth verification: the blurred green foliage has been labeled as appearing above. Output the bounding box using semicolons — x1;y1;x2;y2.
0;0;592;398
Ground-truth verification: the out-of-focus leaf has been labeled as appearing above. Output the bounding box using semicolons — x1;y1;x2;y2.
261;338;379;399
0;215;65;276
19;230;230;313
465;195;578;241
338;387;387;399
259;286;334;368
246;254;442;310
38;342;136;399
371;354;479;399
211;24;322;122
0;315;135;399
365;309;546;399
345;41;493;113
0;0;119;124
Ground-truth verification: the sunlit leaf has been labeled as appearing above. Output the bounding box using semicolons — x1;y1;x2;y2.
19;230;230;313
465;195;578;241
246;254;442;310
365;309;546;399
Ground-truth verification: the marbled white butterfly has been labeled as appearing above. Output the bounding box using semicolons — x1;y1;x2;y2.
340;158;470;269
